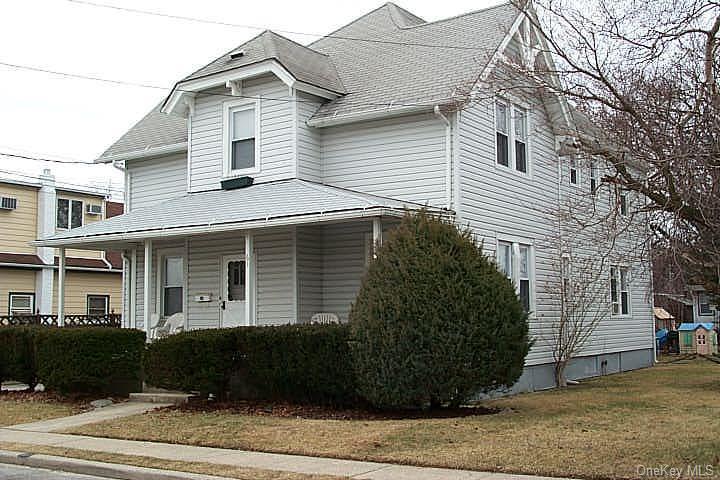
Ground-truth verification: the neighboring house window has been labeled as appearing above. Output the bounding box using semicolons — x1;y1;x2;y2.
610;266;630;316
87;295;109;316
57;199;83;229
223;100;260;176
9;293;34;315
497;240;533;312
569;158;578;185
162;256;184;317
589;162;598;193
495;99;530;173
698;293;712;315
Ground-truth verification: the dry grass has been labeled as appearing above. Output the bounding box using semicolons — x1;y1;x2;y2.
67;360;720;480
0;396;81;427
0;442;341;480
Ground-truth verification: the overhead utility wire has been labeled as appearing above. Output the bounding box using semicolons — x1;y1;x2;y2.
65;0;482;51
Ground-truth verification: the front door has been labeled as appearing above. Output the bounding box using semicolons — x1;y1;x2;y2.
221;256;246;327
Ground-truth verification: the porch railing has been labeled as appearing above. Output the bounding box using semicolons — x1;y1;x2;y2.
0;314;122;328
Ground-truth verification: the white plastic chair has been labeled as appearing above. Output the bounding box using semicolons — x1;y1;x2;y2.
149;313;185;340
310;312;340;325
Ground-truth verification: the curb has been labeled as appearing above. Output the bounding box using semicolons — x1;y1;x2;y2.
0;449;236;480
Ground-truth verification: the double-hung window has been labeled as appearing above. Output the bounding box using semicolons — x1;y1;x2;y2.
589;162;598;193
9;293;34;315
619;193;628;216
498;240;533;312
162;256;184;317
610;266;630;316
87;295;109;316
569;158;578;185
224;100;259;176
495;99;529;173
57;199;83;229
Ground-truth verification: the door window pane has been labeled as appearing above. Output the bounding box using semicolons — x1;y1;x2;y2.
227;260;246;301
163;287;183;316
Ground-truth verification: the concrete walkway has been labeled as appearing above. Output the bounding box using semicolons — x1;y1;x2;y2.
0;428;571;480
9;402;170;433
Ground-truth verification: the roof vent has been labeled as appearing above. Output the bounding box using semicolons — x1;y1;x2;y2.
229;49;245;59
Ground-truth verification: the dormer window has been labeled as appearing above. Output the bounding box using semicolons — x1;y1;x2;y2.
223;99;260;177
495;98;530;174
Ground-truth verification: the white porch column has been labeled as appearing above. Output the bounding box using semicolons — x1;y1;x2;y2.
130;248;137;329
245;233;255;326
57;248;66;326
143;239;153;336
372;218;383;257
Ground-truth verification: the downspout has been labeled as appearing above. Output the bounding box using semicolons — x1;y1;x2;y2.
112;160;128;211
434;106;453;211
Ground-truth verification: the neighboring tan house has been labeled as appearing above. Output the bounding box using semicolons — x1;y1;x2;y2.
37;3;655;391
0;169;122;317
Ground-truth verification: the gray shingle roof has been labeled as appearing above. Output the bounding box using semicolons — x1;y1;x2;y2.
38;179;441;245
99;102;187;160
310;2;519;122
100;2;519;160
182;30;346;94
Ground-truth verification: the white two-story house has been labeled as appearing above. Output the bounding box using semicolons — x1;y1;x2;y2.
37;2;655;391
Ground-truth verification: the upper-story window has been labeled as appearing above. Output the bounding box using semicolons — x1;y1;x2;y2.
495;99;529;174
589;162;598;193
698;292;712;315
57;198;82;229
569;158;579;185
223;99;260;177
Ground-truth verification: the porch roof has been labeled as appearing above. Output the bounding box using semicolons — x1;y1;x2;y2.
35;179;446;247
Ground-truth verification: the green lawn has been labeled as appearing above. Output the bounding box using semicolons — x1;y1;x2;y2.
66;359;720;480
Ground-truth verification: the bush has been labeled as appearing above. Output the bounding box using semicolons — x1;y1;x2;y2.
144;328;239;398
237;324;357;405
145;324;357;405
0;327;37;386
35;328;145;395
349;210;531;409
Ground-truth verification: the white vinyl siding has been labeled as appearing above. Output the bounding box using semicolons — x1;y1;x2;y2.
458;94;654;365
126;154;187;211
322;113;447;206
190;76;295;191
296;92;324;182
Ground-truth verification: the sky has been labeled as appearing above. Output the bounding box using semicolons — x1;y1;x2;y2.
0;0;504;199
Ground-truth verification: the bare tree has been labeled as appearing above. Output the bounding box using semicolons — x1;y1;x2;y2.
505;0;720;296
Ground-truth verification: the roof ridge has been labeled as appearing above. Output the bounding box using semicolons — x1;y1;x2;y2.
395;1;514;30
261;30;331;59
308;3;392;48
385;3;426;27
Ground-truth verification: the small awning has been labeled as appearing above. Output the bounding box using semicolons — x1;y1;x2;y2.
36;179;448;247
653;307;674;320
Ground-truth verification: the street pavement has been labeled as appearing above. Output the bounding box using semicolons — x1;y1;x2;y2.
0;463;107;479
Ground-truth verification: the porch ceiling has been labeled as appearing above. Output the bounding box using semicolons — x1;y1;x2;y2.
34;179;448;247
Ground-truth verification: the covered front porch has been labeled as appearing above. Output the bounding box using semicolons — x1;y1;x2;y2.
37;179;446;334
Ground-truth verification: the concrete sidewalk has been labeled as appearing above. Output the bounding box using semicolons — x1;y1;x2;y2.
10;403;170;433
0;428;570;480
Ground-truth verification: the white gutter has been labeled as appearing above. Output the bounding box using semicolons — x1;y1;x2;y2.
307;104;434;128
34;206;452;248
95;142;188;164
434;106;453;211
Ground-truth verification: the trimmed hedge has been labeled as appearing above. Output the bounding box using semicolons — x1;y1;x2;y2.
144;324;357;405
0;327;145;395
350;210;531;409
0;327;37;387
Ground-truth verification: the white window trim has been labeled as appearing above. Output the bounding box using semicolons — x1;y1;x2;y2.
86;294;110;316
493;98;533;177
610;265;632;317
155;247;187;319
9;292;35;315
56;198;84;230
496;235;536;315
222;98;261;178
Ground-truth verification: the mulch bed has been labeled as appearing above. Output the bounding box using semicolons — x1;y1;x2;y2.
171;398;499;420
0;390;115;408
